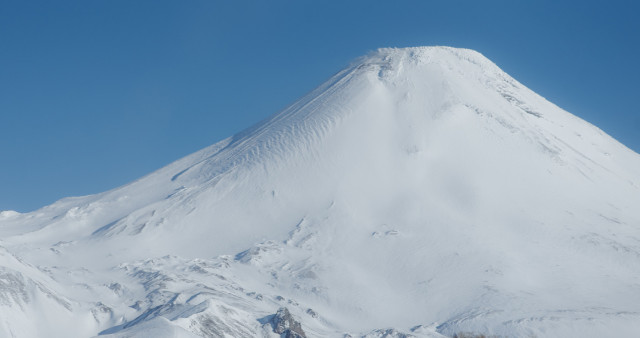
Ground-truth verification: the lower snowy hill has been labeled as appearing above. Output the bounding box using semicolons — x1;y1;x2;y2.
1;47;640;337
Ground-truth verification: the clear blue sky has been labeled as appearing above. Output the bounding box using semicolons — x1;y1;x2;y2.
1;1;639;212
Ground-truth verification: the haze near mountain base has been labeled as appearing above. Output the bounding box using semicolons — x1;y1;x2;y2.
1;46;640;338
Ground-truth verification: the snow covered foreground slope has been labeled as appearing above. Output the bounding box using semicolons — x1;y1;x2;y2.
2;46;640;337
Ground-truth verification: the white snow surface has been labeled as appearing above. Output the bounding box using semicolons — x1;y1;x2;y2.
1;46;640;338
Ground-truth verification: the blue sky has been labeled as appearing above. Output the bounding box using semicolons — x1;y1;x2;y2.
1;1;639;212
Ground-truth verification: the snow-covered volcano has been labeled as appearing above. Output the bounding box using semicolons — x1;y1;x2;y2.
1;46;640;338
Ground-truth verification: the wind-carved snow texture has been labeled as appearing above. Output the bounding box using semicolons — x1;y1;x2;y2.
1;46;640;337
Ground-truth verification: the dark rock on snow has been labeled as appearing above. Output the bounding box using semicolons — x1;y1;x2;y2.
272;307;306;338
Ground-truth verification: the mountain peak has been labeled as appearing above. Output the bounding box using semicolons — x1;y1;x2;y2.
368;45;488;62
354;46;504;79
1;47;640;338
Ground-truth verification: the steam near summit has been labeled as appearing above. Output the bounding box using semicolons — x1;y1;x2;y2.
1;47;639;337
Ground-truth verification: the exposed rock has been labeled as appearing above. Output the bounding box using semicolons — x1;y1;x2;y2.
272;307;306;338
363;328;414;338
305;308;318;318
453;333;497;338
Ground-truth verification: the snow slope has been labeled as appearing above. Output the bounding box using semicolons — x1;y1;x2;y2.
1;46;640;337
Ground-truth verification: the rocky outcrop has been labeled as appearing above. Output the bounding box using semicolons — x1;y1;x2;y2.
272;307;306;338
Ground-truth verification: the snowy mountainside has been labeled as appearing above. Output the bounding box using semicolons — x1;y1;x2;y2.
1;46;640;337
